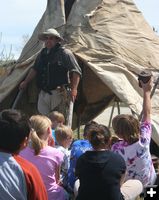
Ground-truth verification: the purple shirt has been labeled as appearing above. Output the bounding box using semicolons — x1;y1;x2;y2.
111;121;156;186
20;146;65;200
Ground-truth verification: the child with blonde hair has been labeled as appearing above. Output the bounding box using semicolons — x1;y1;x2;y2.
111;78;156;187
49;111;65;128
48;111;65;144
20;115;68;200
55;125;73;188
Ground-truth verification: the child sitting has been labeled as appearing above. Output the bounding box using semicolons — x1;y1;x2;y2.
111;77;156;187
20;115;68;200
67;121;97;193
48;111;65;144
55;125;73;188
0;109;47;200
75;123;143;200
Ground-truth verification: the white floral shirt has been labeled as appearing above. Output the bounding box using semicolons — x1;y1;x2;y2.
111;121;156;186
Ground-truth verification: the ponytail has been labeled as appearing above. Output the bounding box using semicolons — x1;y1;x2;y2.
30;130;43;155
88;124;111;149
29;115;52;155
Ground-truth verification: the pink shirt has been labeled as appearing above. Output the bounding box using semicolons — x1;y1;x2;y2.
20;146;65;200
111;121;156;186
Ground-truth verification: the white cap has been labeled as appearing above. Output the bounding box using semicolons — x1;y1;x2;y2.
38;28;63;41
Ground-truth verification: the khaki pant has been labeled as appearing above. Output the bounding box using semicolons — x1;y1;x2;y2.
121;179;143;200
74;179;143;200
37;88;69;116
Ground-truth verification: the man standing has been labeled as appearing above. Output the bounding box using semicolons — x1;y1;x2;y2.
20;28;81;116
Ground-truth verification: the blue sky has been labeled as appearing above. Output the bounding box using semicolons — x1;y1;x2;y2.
0;0;159;59
134;0;159;31
0;0;46;59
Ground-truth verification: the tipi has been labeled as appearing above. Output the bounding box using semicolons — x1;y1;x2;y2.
0;0;159;146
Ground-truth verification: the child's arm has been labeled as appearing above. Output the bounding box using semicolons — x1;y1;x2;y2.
139;78;152;146
140;78;152;122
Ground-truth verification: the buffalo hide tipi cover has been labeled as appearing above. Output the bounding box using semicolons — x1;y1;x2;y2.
0;0;159;145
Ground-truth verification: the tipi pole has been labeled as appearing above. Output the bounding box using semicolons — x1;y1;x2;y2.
11;89;24;109
117;100;120;115
108;97;121;128
66;99;74;128
77;114;81;139
108;100;116;129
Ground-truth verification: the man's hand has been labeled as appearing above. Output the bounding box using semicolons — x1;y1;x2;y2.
70;72;80;102
71;88;77;102
19;68;37;90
